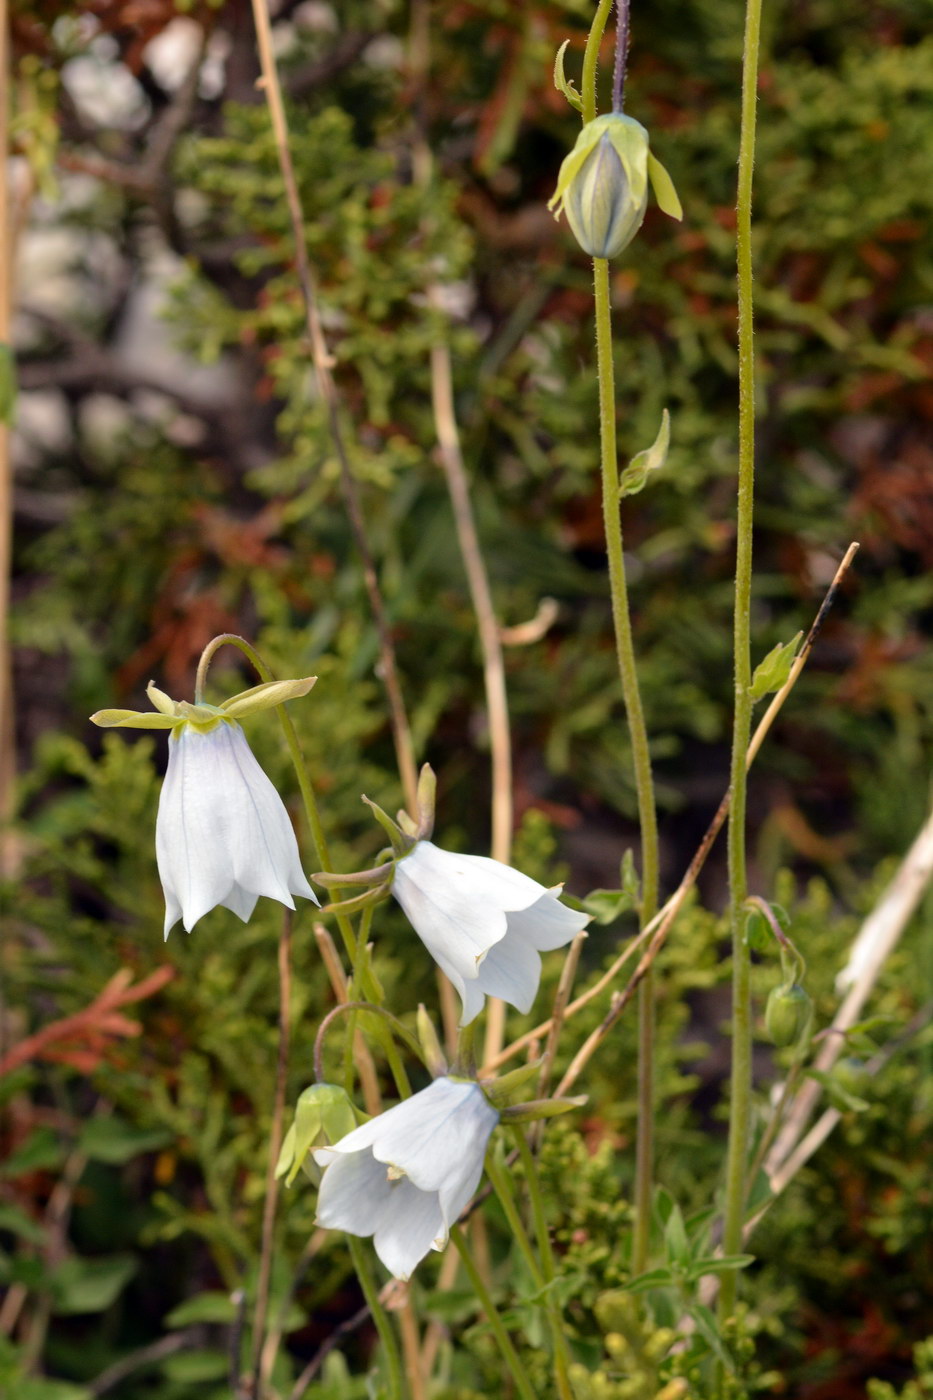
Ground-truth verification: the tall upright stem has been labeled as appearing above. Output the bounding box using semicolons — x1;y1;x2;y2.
719;0;764;1325
593;259;660;1273
249;0;418;815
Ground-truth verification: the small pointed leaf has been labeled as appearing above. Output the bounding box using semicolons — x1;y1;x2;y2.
553;40;584;112
646;151;683;220
619;409;671;498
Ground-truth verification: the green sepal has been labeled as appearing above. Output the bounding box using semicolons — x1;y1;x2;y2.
619;409;670;498
275;1083;357;1188
646;151;683;220
482;1060;542;1108
312;860;396;887
361;795;412;856
553;40;584;112
90;709;180;730
219;676;317;717
416;1005;448;1079
322;880;393;917
749;632;802;701
146;682;176;715
548;114;649;220
415;762;436;838
500;1094;587;1124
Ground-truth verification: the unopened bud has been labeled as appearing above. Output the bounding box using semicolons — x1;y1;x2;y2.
549;113;682;261
275;1083;357;1187
765;984;812;1049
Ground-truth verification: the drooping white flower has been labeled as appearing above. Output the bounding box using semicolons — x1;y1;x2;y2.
314;1076;499;1279
91;677;319;937
391;840;590;1025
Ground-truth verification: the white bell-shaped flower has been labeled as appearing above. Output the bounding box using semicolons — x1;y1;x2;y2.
91;676;319;937
155;721;317;937
314;1076;498;1279
391;841;590;1025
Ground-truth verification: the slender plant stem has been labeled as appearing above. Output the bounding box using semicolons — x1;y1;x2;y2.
251;912;292;1397
581;0;614;125
249;0;418;814
450;1226;538;1400
593;255;660;1273
719;0;765;1326
511;1132;574;1400
346;1236;404;1400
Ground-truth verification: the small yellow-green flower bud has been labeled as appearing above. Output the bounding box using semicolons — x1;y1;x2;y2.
765;984;813;1049
275;1083;357;1188
548;113;682;260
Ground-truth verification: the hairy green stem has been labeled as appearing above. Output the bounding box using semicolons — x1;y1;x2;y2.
719;0;765;1325
450;1226;538;1400
593;259;660;1273
581;0;614;124
346;1236;403;1400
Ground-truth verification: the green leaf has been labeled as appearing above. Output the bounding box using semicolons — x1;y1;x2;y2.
161;1349;230;1382
50;1254;137;1315
12;1383;92;1400
164;1291;239;1327
0;1205;47;1246
749;632;802;701
623;1267;676;1294
618;409;670;497
78;1117;173;1166
1;1129;64;1178
663;1203;690;1269
581;887;638;924
553;40;584;112
687;1254;755;1282
685;1303;735;1370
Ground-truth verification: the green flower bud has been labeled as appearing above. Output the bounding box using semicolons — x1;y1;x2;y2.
275;1083;357;1188
548;113;682;260
765;984;813;1049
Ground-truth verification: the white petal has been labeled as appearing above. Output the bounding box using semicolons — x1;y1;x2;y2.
221;885;260;923
459;977;486;1027
316;1149;393;1235
475;931;542;1015
504;893;590;952
372;1176;446;1279
155;722;318;936
368;1080;496;1199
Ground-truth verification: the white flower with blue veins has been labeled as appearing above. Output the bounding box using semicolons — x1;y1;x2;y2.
91;677;319;937
391;840;590;1026
314;1076;499;1279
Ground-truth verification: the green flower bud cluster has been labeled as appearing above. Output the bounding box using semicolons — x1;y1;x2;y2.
549;113;682;260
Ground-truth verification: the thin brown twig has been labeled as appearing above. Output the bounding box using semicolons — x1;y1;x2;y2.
484;545;860;1085
251;912;293;1398
249;0;418;813
287;1303;370;1400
